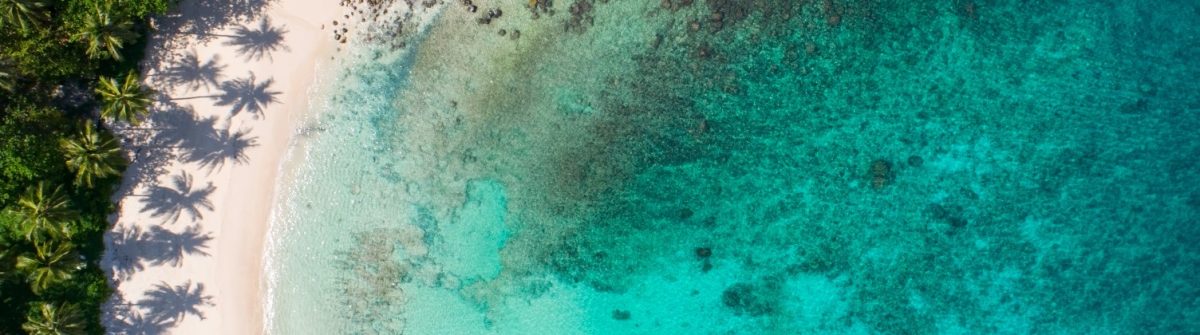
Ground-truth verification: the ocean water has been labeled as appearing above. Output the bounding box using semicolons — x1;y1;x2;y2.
266;0;1200;334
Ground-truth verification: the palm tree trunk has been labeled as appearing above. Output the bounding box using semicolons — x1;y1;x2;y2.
169;95;220;101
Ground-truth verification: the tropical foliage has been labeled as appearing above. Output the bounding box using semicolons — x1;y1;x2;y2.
11;182;74;241
16;241;80;294
21;302;85;335
0;0;49;33
60;121;124;188
96;71;153;125
1;0;173;333
72;2;137;61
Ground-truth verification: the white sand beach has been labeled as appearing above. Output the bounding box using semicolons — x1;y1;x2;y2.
101;0;342;333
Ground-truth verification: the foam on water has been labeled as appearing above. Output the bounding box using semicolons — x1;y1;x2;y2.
268;0;1200;333
263;3;447;333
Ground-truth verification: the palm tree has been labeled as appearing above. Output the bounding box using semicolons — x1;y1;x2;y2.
97;70;153;125
0;0;48;33
60;121;125;188
16;241;80;295
22;302;85;335
11;182;75;241
73;3;137;60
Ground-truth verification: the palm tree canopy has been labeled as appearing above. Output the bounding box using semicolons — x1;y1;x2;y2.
16;241;80;295
73;3;137;60
0;0;48;33
97;70;153;125
60;120;125;187
22;302;85;335
11;182;75;241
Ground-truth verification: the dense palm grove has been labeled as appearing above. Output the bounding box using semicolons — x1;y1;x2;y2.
1;0;170;333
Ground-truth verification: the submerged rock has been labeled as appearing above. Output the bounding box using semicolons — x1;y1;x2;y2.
679;207;694;219
907;155;924;167
870;158;893;189
721;282;778;316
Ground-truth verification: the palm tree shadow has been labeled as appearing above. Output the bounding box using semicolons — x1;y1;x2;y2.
157;51;225;91
153;0;274;43
182;126;258;172
114;102;210;197
224;18;289;61
111;310;173;335
214;73;280;118
145;225;212;267
138;172;216;224
137;0;275;90
138;281;214;325
149;102;259;171
106;224;213;278
107;225;149;280
103;292;172;335
150;103;223;150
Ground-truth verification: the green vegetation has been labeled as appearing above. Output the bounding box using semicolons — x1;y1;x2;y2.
17;241;81;295
12;182;74;241
73;3;137;61
22;302;85;335
95;71;152;125
0;0;50;33
1;0;171;333
60;121;123;188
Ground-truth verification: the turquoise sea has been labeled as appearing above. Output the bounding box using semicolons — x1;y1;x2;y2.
266;1;1200;334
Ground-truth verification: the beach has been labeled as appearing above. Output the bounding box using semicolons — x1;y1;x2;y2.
102;0;341;333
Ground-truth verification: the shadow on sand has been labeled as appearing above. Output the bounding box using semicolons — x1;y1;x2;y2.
225;18;290;61
141;0;278;78
103;293;172;335
138;281;215;324
108;224;214;280
214;72;281;118
154;0;275;44
103;281;214;332
137;172;216;224
118;99;261;194
155;51;225;91
183;126;259;170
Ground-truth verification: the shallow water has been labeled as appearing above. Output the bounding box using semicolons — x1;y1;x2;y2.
267;0;1200;333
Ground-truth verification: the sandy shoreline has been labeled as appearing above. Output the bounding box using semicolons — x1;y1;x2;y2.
102;0;341;333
